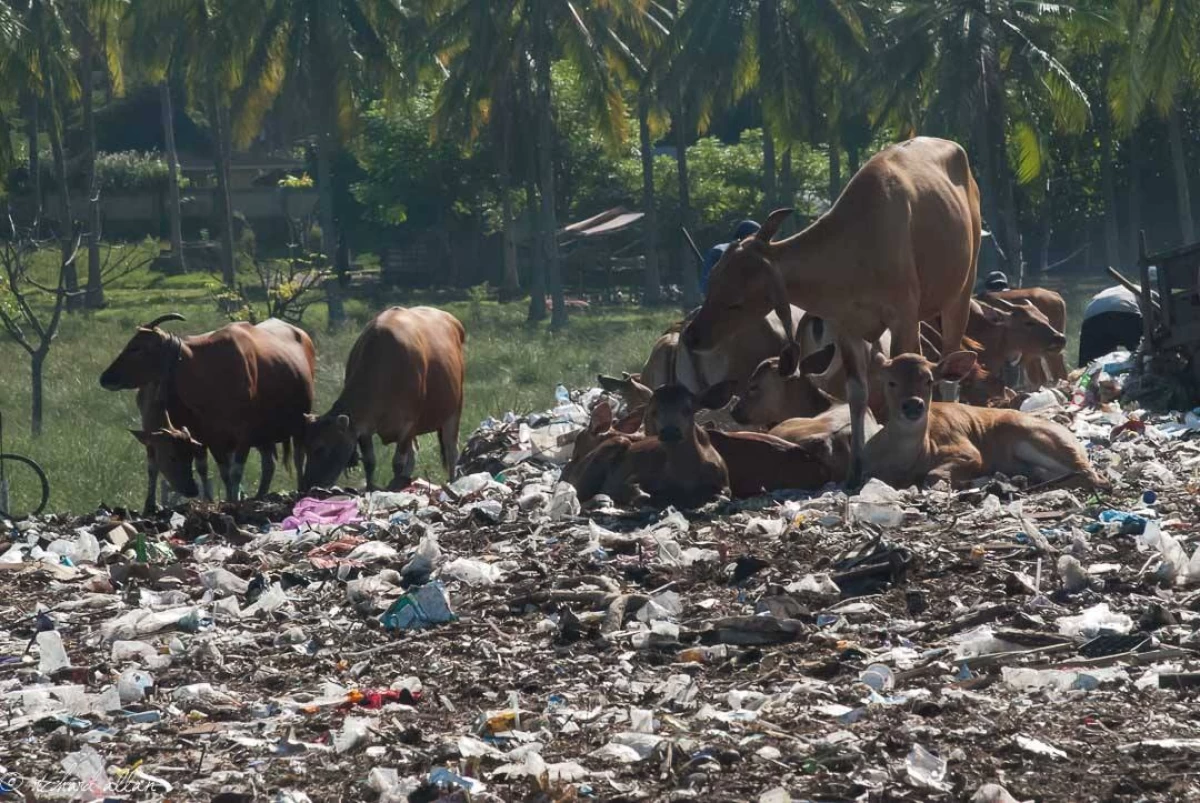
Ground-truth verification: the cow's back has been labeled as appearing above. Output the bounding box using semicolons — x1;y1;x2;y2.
341;306;465;444
172;320;315;451
831;136;979;323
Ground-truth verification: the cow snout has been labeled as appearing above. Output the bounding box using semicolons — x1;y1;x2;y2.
659;425;683;443
900;398;926;421
99;369;125;391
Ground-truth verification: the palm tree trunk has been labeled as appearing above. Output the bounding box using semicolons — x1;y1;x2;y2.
987;78;1023;283
1098;95;1121;269
1168;106;1194;245
209;82;236;288
24;92;42;226
971;118;1000;273
160;81;185;273
526;180;547;321
763;125;777;209
1128;128;1143;265
847;144;860;176
675;94;697;309
639;92;662;306
498;108;520;301
533;22;566;329
81;33;104;309
828;138;841;205
46;108;77;309
780;146;794;235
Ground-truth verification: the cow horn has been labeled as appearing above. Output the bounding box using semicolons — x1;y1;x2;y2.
761;257;800;374
143;312;186;329
978;295;1020;314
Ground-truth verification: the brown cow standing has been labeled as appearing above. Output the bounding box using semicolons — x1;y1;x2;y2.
301;306;466;491
130;381;205;514
100;314;316;502
682;137;981;488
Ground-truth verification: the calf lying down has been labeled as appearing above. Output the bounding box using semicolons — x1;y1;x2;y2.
864;351;1109;491
563;383;834;506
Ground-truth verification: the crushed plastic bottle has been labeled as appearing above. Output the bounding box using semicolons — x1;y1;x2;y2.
849;479;905;526
117;669;155;704
381;581;455;631
905;744;949;791
555;384;570;404
1020;388;1062;413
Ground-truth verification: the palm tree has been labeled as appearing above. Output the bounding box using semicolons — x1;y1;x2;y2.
130;0;272;288
878;0;1088;285
0;3;24;191
667;0;865;285
68;0;126;309
424;0;656;327
9;0;80;300
232;0;410;327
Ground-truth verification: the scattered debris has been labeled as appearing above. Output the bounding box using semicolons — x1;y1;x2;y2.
2;382;1200;800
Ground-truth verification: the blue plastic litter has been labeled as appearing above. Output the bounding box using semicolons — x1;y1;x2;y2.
1098;509;1147;534
381;581;456;631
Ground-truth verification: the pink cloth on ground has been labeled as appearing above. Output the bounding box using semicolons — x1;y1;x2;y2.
282;497;361;530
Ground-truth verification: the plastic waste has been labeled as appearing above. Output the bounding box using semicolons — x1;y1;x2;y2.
1020;388;1062;413
1057;555;1090;593
442;557;502;586
60;746;108;798
117;669;154;704
381;581;455;631
859;663;895;693
905;744;949;792
549;482;580;520
555;384;570;404
849;479;905;526
37;630;70;674
368;768;419;803
973;784;1026;803
333;716;373;753
1098;509;1147;535
1057;603;1134;638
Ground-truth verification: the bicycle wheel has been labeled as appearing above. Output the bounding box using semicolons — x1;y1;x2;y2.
0;453;50;520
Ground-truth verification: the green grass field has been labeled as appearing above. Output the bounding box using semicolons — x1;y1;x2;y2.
0;242;676;513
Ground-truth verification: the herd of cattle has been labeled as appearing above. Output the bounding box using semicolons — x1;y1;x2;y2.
97;135;1109;515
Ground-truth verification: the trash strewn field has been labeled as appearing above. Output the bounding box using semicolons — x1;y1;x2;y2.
3;352;1200;802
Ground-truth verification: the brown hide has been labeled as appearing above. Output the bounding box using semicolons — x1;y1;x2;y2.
683;137;981;487
302;306;465;491
987;287;1070;385
706;430;831;496
863;352;1108;491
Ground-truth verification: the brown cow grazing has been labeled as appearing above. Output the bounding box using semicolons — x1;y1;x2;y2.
986;288;1070;386
130;382;205;514
566;384;730;509
682;137;981;489
301;306;466;492
863;351;1109;491
101;314;316;502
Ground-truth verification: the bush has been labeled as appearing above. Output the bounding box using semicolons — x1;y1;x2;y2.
6;150;193;195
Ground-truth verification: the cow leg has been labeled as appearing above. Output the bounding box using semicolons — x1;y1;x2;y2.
143;452;158;516
293;434;305;492
255;446;275;499
359;435;377;491
935;295;971;402
390;438;416;491
230;448;251;501
1048;352;1068;383
438;416;461;482
216;456;236;502
197;450;214;502
839;333;870;490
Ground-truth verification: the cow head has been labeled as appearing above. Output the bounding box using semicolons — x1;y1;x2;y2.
873;351;977;430
300;412;357;490
682;209;796;356
976;296;1067;355
131;425;203;498
732;349;834;427
646;382;735;442
100;313;187;390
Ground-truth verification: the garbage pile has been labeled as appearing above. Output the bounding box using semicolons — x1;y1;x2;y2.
4;384;1200;802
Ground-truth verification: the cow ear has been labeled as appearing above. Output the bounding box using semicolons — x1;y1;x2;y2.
871;350;890;372
975;299;1010;323
936;350;978;382
756;208;794;242
129;429;151;444
589;401;613;434
800;343;836;376
697;379;738;411
335;414;350;433
778;342;801;376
